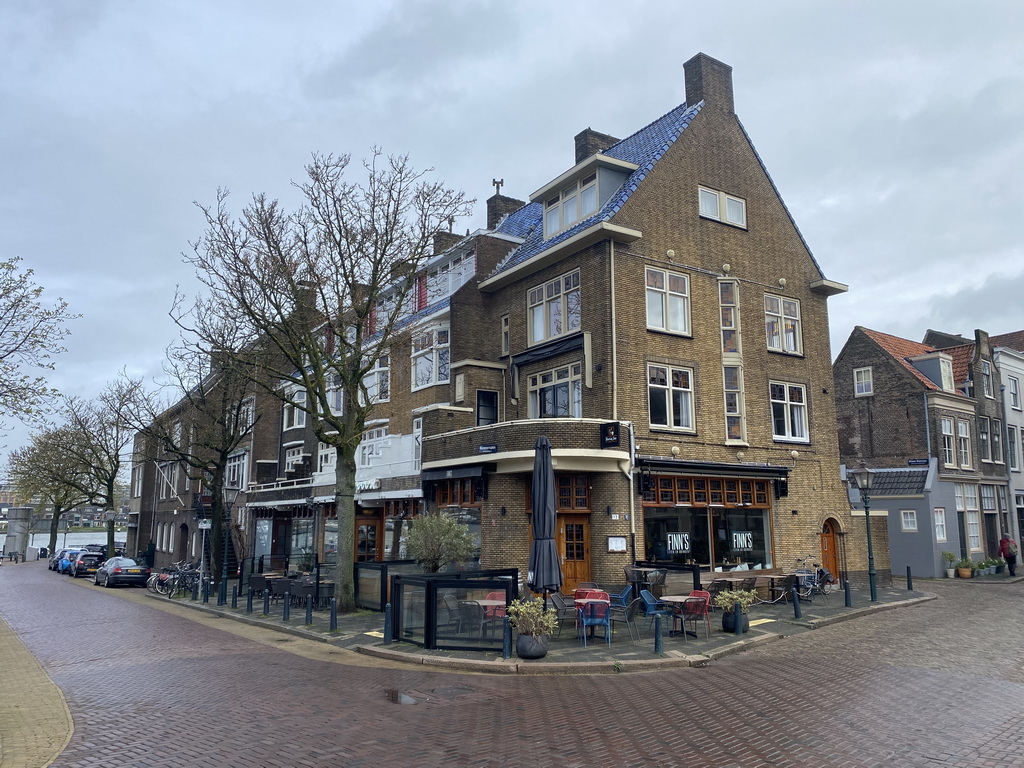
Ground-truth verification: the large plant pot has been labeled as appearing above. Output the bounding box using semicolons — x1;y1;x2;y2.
722;611;750;634
957;567;973;579
516;634;550;659
945;568;956;578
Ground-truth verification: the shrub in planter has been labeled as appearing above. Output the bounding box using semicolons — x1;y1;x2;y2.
712;589;758;633
506;598;559;659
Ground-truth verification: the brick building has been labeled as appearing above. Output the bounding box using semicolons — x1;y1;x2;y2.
833;326;1012;578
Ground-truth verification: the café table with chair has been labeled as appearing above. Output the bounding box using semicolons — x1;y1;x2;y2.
660;593;711;639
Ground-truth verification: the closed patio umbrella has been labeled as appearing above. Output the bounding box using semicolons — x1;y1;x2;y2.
527;435;562;607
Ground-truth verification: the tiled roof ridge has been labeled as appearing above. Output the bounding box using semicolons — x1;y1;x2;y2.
860;327;940;391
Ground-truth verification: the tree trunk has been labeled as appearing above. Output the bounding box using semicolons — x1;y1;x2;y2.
335;459;357;612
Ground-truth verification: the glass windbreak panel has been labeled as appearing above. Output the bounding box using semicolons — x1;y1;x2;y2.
399;585;426;645
357;568;383;610
384;516;410;560
254;519;272;560
322;518;338;566
291;518;315;572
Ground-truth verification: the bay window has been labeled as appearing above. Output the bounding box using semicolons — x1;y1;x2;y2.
412;325;450;390
528;270;581;345
528;364;582;419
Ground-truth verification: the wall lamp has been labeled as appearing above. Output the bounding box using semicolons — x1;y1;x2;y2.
500;506;507;516
606;505;613;517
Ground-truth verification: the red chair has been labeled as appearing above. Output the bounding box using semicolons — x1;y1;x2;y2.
484;591;506;620
673;594;711;640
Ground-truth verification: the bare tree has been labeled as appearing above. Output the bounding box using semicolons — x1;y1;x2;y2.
0;257;78;423
184;151;471;610
124;333;260;588
59;380;141;557
6;426;93;553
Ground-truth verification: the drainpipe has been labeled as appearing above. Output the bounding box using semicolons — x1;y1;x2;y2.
609;241;618;420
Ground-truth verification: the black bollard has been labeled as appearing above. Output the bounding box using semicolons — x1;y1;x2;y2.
202;579;209;604
691;563;703;592
654;614;664;654
383;602;393;645
733;601;743;635
844;579;852;608
906;565;913;592
246;587;254;613
231;586;238;609
502;617;512;659
330;597;337;631
791;587;801;619
282;593;290;621
262;590;271;616
305;594;313;625
192;580;199;601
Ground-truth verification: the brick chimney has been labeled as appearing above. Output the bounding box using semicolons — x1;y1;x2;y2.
683;52;734;114
432;231;463;254
574;128;620;164
486;194;525;229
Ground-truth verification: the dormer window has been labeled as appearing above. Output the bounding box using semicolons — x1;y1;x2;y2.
940;359;954;392
544;173;598;238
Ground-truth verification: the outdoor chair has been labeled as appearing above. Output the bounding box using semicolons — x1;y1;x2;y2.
484;591;507;621
609;585;633;606
765;574;798;605
643;569;667;597
270;578;293;605
705;579;729;611
640;589;672;630
458;601;499;637
577;599;611;647
623;565;645;594
247;574;266;598
671;596;711;641
550;592;579;637
441;594;462;632
609;597;643;644
577;582;600;590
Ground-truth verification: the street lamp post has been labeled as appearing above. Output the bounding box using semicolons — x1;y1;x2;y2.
219;488;240;606
849;462;878;603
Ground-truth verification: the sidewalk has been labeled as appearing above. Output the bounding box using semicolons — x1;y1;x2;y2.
147;578;946;675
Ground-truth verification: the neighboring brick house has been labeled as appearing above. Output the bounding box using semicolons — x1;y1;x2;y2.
413;52;855;590
833;326;1012;578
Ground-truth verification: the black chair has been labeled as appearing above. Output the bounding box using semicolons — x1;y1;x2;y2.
644;569;667;598
671;596;711;641
549;593;578;637
609;597;643;644
270;578;293;605
764;574;798;605
248;574;266;598
705;578;729;612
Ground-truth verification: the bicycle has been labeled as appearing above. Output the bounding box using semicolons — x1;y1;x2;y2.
793;555;834;601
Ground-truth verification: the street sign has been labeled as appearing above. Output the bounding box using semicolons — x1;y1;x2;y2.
199;520;212;530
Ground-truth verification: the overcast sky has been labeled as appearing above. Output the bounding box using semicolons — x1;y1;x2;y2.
3;1;1023;460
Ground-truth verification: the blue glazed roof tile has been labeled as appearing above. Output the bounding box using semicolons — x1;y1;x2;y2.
491;101;703;279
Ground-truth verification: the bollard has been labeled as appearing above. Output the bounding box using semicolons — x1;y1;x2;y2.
733;601;743;636
502;616;512;659
202;579;209;604
218;580;226;606
262;590;271;616
330;597;337;631
654;614;664;654
383;602;393;645
192;580;199;602
246;587;254;613
282;593;290;621
791;587;801;619
231;586;238;609
906;565;913;592
844;579;852;608
305;594;313;625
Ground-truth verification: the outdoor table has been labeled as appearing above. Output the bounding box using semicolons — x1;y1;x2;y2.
574;598;610;640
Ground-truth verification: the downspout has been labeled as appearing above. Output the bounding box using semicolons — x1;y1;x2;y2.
609;241;618;420
922;391;932;458
999;382;1015;539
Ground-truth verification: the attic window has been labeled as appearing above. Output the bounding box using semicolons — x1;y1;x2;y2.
699;186;746;228
544;173;599;238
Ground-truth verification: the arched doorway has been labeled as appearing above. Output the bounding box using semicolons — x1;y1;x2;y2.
177;524;190;564
819;519;840;581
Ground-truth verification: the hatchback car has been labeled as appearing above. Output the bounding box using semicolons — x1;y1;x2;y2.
68;551;106;578
49;548;72;571
94;557;151;588
55;550;83;574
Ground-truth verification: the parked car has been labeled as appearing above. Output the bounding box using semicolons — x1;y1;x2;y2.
94;557;151;588
49;548;72;571
83;544;107;553
55;550;83;574
68;552;105;578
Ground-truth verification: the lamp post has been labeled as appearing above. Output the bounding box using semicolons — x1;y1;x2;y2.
219;487;240;606
849;462;878;603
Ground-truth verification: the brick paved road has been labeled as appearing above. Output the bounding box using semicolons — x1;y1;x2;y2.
3;562;1023;768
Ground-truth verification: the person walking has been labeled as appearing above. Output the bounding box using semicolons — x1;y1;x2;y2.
998;533;1018;577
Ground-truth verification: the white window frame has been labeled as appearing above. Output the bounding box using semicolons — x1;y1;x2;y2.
957;420;972;468
647;364;695;431
900;509;918;532
363;354;390;404
770;381;809;443
327;374;344;416
413;417;423;471
284;446;305;472
358;427;389;469
528;363;582;419
719;280;740;355
933;507;947;542
982;361;994;398
764;295;802;355
940;359;954;392
981;484;997;512
698;185;746;227
1008;425;1019;471
941;417;956;467
645;267;691;335
724;365;746;443
411;324;450;390
854;367;873;397
283;390;307;430
544;172;599;238
1010;377;1021;409
501;314;509;356
318;442;336;475
528;270;581;346
992;419;1003;464
226;452;248;491
955;483;981;552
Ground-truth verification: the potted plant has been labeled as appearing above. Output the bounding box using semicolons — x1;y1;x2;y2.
956;557;974;579
712;589;758;633
506;598;558;659
942;551;957;578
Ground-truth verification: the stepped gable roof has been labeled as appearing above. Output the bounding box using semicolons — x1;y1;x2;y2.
491;101;704;277
990;331;1024;353
861;328;941;391
867;468;929;497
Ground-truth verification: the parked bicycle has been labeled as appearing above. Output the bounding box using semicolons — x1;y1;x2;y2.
793;555;834;601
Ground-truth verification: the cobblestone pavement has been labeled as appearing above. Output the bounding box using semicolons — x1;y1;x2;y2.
3;561;1024;768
